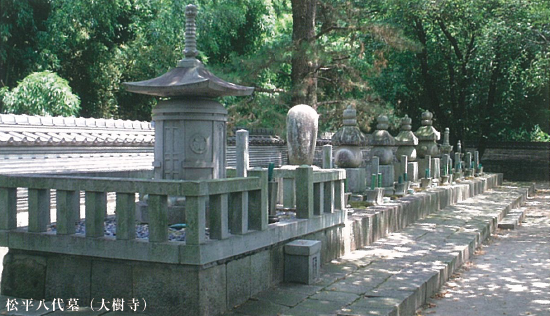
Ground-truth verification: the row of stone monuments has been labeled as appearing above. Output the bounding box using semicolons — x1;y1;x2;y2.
122;2;483;213
328;106;483;204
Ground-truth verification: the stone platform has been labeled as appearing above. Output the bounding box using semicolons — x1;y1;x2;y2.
0;175;525;316
221;182;533;316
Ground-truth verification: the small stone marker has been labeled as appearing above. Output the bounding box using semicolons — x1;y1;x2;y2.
236;129;249;177
284;239;321;285
322;144;333;169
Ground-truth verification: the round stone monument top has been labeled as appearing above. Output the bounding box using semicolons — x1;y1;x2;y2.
331;105;367;146
400;115;412;131
342;105;357;126
376;115;389;130
421;110;433;126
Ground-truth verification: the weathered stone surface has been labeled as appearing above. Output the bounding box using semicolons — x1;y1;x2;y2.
133;263;199;316
227;256;251;308
285;240;321;285
45;254;91;302
440;127;453;155
1;251;46;299
332;106;367;168
415;111;440;158
370;115;396;165
250;251;271;294
395;115;418;162
345;168;366;193
91;260;133;299
287;104;319;165
198;264;226;316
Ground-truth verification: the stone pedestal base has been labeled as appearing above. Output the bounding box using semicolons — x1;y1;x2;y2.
344;168;366;193
394;181;410;197
379;165;394;188
421;178;432;189
453;171;463;181
407;162;418;182
475;167;484;177
440;175;450;185
284;240;321;285
365;188;384;205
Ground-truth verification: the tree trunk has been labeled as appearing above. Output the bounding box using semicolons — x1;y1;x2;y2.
291;0;317;108
413;19;441;114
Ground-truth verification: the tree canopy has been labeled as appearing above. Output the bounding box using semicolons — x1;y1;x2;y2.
1;0;548;143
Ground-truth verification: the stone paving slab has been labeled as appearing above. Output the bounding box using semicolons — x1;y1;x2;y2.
497;206;526;229
418;182;549;316
224;183;532;316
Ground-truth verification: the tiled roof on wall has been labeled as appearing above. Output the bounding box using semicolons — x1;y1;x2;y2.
0;114;154;147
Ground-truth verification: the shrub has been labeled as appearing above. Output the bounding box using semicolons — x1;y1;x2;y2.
2;71;80;116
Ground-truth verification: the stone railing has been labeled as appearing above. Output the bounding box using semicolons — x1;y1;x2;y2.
0;166;346;265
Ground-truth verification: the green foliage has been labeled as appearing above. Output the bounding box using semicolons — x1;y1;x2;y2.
531;125;550;142
368;0;550;143
2;71;80;116
1;0;548;144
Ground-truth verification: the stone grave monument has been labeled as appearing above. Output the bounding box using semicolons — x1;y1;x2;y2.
440;127;453;182
454;140;464;180
394;114;419;182
415;110;440;183
332;105;368;193
124;4;253;181
124;4;254;223
282;104;319;208
370;115;396;189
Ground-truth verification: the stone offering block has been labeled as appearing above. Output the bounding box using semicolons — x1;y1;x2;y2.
284;240;321;285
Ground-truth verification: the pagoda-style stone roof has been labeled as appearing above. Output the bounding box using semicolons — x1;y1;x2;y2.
394;115;418;146
415;111;440;141
123;4;253;98
123;60;254;98
331;106;368;146
0;114;154;147
370;115;396;146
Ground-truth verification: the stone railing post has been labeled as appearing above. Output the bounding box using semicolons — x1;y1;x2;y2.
236;129;249;177
56;190;79;235
85;191;107;238
0;188;17;230
28;189;50;233
296;165;314;219
148;194;168;242
186;195;207;245
248;168;268;231
116;193;136;240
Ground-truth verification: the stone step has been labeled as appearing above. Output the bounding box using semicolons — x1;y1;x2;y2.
497;207;527;230
223;183;533;316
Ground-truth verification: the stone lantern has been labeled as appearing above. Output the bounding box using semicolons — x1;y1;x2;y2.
124;4;254;180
